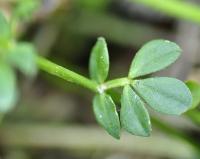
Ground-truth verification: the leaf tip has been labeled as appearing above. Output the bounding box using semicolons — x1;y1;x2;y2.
112;133;121;140
142;130;151;137
97;37;106;42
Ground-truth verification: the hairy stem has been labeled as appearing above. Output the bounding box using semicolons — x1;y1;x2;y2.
37;56;99;93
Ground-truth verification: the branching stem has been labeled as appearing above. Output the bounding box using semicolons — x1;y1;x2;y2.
103;77;131;90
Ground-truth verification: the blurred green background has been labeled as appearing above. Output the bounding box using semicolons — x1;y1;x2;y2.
0;0;200;159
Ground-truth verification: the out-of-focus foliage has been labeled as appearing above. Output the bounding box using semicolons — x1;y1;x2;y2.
131;0;200;24
0;12;11;45
0;11;37;113
7;42;37;77
186;80;200;109
76;0;109;11
0;62;17;113
13;0;40;20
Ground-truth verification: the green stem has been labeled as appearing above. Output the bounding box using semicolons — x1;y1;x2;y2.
103;77;131;90
37;56;99;93
37;56;132;94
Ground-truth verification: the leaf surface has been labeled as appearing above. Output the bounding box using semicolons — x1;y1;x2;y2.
8;42;37;77
133;77;192;115
121;85;151;136
14;0;40;20
129;40;181;78
93;93;120;139
89;37;109;83
0;62;17;113
0;12;11;44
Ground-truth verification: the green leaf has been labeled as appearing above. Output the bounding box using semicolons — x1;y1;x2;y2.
14;0;40;20
0;12;11;44
186;81;200;109
93;93;120;139
89;37;109;83
132;77;192;115
7;42;37;77
129;40;181;78
0;62;17;113
121;85;151;136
